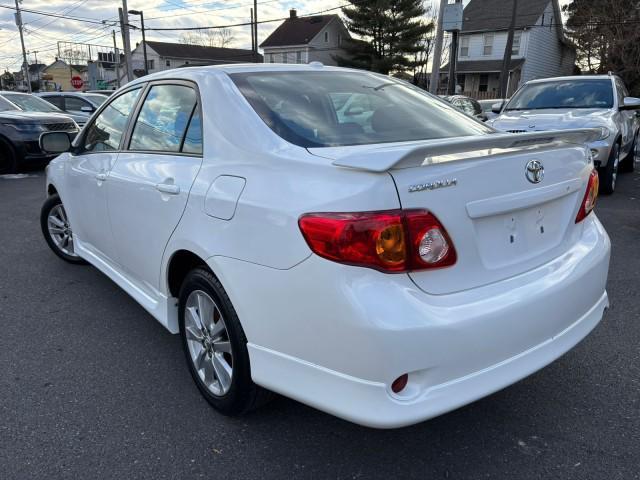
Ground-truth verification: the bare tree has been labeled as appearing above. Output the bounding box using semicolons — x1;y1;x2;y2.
412;4;437;86
180;28;236;48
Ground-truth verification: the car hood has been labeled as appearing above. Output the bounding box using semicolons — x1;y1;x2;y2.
492;108;613;132
0;110;75;124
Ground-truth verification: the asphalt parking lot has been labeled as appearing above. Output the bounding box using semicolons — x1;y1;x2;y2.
1;169;639;480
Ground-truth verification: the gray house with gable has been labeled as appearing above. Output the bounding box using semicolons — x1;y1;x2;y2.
442;0;576;98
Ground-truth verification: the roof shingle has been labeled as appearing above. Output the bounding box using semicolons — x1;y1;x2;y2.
462;0;551;32
259;15;337;48
145;41;261;63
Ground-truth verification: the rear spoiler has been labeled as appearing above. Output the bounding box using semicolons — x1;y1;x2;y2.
331;128;601;173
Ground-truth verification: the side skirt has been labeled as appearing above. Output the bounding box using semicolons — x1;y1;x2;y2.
75;237;179;333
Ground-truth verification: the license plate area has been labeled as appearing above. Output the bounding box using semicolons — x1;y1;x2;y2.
472;196;572;270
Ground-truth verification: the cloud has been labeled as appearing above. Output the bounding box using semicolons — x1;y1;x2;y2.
0;0;573;72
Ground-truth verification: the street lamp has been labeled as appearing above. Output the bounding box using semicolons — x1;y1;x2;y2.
128;9;148;76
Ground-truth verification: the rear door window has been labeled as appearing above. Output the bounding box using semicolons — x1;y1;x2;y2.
43;96;65;110
128;84;197;153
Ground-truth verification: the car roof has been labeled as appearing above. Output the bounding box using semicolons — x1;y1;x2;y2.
526;75;615;85
124;63;383;89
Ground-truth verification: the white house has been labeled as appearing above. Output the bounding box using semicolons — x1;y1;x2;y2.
443;0;576;98
121;41;261;83
260;9;350;66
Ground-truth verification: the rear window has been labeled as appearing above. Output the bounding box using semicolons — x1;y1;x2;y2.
230;71;491;148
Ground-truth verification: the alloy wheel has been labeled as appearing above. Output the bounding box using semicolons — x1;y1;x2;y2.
611;147;620;190
184;290;233;396
47;204;78;257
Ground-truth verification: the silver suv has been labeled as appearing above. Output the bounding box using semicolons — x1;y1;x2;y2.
491;75;640;194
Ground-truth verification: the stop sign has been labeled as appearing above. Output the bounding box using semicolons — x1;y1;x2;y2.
70;76;83;90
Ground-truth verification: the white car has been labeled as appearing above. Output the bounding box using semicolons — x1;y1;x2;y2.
490;75;640;194
39;64;610;429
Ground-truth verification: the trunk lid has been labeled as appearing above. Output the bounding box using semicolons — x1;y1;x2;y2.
310;131;595;294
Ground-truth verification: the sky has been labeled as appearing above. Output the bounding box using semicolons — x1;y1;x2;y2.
0;0;572;72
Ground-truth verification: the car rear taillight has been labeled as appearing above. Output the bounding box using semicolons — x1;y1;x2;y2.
575;170;599;223
298;209;456;273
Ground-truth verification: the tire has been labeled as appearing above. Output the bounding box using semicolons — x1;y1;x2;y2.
0;137;17;175
598;142;620;195
179;267;272;416
620;133;637;173
40;194;87;264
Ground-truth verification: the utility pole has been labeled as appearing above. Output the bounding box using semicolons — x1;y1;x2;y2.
253;0;259;62
128;10;147;75
447;0;463;95
112;30;121;88
250;9;255;54
14;0;31;93
32;50;40;91
499;0;518;98
429;0;447;94
119;1;133;82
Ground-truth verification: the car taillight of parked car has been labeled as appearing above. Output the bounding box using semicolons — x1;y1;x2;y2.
575;170;599;223
298;209;457;273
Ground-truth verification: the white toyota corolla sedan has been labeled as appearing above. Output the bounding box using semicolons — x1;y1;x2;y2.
39;64;610;428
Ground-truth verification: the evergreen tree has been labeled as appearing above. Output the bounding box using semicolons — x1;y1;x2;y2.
336;0;432;75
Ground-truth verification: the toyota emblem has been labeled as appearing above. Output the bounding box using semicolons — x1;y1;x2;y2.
525;160;544;184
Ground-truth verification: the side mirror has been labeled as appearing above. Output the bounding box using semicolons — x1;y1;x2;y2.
80;105;94;113
40;131;72;154
491;102;504;114
620;97;640;111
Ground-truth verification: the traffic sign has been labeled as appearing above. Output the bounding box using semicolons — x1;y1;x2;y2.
71;75;83;89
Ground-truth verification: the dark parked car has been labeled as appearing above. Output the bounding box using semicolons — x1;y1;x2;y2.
0;96;78;174
442;95;487;121
36;92;107;127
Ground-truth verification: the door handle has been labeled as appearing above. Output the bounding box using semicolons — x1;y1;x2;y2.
95;172;108;182
155;182;180;195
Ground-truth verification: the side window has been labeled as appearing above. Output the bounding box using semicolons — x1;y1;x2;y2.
83;88;141;152
44;96;64;109
182;106;202;155
66;96;90;111
129;84;197;153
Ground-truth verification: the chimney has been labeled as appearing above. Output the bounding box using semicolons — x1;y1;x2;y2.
289;8;297;19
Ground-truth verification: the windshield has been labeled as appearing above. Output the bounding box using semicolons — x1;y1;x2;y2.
505;80;614;111
230;71;492;148
0;96;18;112
84;94;107;106
2;93;62;112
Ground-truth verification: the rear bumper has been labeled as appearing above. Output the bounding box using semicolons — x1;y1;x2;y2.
249;291;607;428
209;214;610;428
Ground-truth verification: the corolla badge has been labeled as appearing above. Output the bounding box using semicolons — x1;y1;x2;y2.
525;159;544;184
408;178;457;193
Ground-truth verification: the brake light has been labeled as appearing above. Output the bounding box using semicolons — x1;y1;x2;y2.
298;209;456;273
575;170;599;223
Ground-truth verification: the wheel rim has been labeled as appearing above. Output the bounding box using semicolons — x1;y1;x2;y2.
185;290;233;396
635;136;640;163
47;204;78;257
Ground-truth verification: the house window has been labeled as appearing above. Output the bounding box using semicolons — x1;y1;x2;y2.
479;74;489;92
146;59;155;71
511;32;522;56
483;34;494;56
460;36;469;57
269;53;274;63
282;52;288;63
296;51;302;64
324;31;329;42
165;59;170;67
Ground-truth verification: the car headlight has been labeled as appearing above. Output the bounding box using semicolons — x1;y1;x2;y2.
595;127;611;140
4;123;47;133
